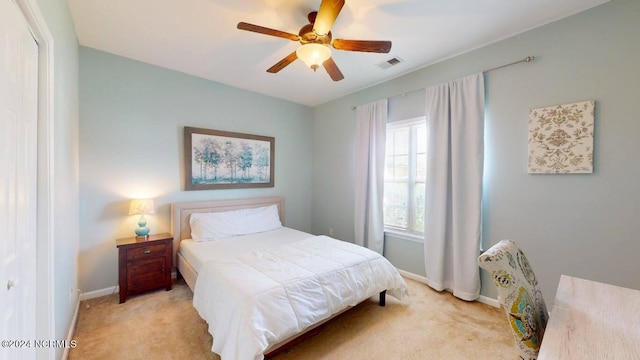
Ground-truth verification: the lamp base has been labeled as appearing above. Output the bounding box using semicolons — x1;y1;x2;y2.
135;227;150;237
135;214;150;237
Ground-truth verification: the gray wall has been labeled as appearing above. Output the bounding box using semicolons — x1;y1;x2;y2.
34;0;80;358
311;0;640;304
79;48;313;293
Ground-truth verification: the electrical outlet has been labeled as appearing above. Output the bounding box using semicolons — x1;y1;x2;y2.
329;228;334;236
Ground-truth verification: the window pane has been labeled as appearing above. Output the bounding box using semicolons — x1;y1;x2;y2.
383;182;408;228
385;132;395;155
416;153;426;180
384;155;394;178
394;155;409;179
412;183;425;233
416;125;427;153
394;129;409;155
384;118;427;235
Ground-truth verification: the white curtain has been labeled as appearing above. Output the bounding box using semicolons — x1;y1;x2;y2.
423;73;484;301
354;99;388;254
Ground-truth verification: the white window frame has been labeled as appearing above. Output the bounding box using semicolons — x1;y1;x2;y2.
383;116;426;239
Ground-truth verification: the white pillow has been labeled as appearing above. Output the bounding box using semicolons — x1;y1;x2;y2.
189;204;282;242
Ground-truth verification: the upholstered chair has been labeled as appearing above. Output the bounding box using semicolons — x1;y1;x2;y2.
478;240;548;360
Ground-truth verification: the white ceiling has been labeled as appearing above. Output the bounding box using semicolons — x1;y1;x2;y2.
67;0;609;107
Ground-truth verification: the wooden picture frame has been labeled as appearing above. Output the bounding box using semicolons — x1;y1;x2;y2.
184;126;274;190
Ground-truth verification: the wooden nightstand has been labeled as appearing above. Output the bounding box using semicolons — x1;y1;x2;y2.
116;233;173;303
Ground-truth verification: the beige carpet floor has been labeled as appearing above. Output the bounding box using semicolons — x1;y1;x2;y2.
69;277;515;359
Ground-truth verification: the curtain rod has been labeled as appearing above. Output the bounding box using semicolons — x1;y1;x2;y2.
351;56;535;110
482;55;535;73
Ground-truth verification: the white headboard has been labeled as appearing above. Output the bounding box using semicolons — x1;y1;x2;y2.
170;196;285;262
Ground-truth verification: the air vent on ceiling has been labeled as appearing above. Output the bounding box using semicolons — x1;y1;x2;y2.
377;56;404;69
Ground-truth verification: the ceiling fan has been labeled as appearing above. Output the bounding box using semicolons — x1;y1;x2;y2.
237;0;392;81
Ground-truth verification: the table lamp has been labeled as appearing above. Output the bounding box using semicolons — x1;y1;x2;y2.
128;199;155;237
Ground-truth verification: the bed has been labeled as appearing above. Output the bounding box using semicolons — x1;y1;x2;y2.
171;196;408;360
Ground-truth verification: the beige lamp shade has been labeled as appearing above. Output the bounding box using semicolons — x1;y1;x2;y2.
128;199;156;215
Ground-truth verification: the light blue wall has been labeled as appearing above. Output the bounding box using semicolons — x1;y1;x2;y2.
76;0;639;306
78;47;313;293
311;0;640;303
33;0;80;358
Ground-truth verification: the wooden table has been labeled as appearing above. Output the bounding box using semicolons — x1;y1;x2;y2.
538;275;640;359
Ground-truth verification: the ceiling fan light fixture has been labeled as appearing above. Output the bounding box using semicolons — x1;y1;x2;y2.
296;43;331;71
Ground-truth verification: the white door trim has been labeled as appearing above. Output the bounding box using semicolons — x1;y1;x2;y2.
13;0;55;358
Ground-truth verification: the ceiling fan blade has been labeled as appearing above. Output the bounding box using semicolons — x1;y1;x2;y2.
267;51;298;73
332;39;392;53
312;0;345;36
323;57;344;81
237;22;299;41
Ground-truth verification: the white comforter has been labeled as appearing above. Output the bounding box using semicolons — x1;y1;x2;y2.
192;235;408;360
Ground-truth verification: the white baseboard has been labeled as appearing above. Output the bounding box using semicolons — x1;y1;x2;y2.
79;271;178;301
78;272;500;308
477;295;500;308
79;285;119;301
398;269;428;283
61;293;81;360
397;269;500;308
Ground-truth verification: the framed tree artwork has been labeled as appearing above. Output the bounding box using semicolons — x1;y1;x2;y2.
184;127;274;190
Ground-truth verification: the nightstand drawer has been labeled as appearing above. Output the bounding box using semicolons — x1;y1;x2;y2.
126;243;167;261
127;257;166;291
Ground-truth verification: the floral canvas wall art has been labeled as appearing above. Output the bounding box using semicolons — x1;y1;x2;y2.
528;100;594;174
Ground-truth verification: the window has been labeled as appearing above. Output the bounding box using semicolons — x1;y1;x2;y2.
383;117;426;235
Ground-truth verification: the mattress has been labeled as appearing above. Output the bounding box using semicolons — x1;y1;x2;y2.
178;226;312;272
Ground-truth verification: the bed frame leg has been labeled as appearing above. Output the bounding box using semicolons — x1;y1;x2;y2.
379;290;386;306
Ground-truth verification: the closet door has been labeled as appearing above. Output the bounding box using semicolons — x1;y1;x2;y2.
0;0;39;357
